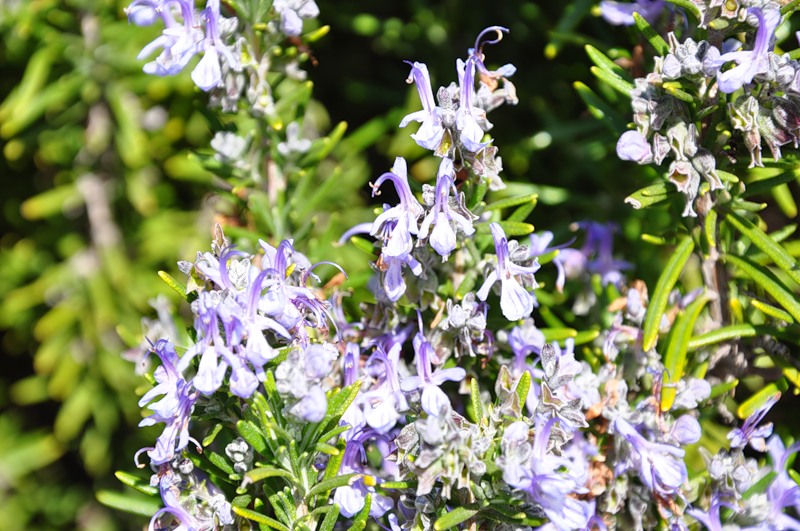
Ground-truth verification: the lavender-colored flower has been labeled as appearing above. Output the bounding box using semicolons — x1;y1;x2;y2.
712;8;781;93
477;222;540;321
599;0;665;26
500;418;592;530
149;464;233;531
468;26;517;79
273;0;319;37
600;0;665;26
456;56;489;153
400;62;445;151
378;252;423;303
400;324;466;416
191;0;240;92
333;430;395;518
137;340;199;466
528;231;575;292
727;393;778;451
418;157;476;259
371;157;424;259
617;130;654;164
579;221;632;287
613;416;688;497
128;0;203;77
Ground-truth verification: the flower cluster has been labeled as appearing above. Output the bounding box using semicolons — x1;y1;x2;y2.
122;9;800;531
614;3;800;215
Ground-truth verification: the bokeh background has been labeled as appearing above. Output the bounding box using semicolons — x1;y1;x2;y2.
1;1;797;529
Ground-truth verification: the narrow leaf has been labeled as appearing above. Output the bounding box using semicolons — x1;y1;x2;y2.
232;506;290;531
516;370;532;406
350;493;372;531
158;271;189;301
244;466;295;484
642;236;695;352
737;383;785;419
305;473;362;501
725;254;800;322
590;66;634;96
624;182;676;209
114;471;158;496
585;45;633;82
661;292;712;411
665;0;702;20
484;194;538;211
475;220;535;237
469;378;483;423
434;506;480;530
726;211;800;287
96;490;161;518
237;420;268;456
632;12;669;55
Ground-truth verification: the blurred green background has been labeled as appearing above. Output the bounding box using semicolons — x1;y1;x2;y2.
3;1;796;529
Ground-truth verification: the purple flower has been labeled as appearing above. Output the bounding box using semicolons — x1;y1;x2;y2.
477;222;540;321
148;465;233;531
468;26;517;79
400;323;466;416
712;8;781;93
727;393;778;451
418;157;476;259
273;0;319;37
128;0;202;77
191;0;240;92
579;221;632;287
528;231;575;292
617;130;654;164
400;62;445;151
371;157;424;259
599;0;665;26
613;416;688;497
456;56;489;152
500;418;593;530
136;340;199;466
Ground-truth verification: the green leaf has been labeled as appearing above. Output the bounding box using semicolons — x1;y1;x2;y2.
665;0;702;20
232;506;291;531
433;506;480;530
317;504;340;531
305;473;362;501
737;383;785;419
516;370;532;406
743;471;778;499
725;254;800;322
96;490;161;518
750;299;793;322
475;220;535;237
158;271;189;301
632;12;669;55
726;211;800;287
642;236;695;352
244;466;295;484
590;65;633;96
625;182;676;210
350;492;372;531
469;378;483;423
585;45;633;82
114;471;158;496
661;292;712;411
203;423;225;447
540;328;577;342
206;450;235;476
237;419;268;456
710;378;739;399
688;323;764;352
346;236;377;258
484;194;538;212
311;380;362;443
663;82;698;104
573;81;626;133
377;480;417;490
